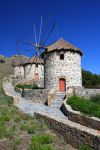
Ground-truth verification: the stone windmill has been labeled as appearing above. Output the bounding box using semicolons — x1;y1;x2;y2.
14;17;56;85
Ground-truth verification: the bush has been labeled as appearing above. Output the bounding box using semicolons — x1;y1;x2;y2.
79;144;92;150
90;94;100;104
67;96;100;118
16;83;38;89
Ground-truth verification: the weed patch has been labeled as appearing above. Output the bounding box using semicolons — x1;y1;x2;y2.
30;134;53;150
79;144;92;150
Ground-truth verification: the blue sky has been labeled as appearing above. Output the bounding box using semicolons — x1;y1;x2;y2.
0;0;100;74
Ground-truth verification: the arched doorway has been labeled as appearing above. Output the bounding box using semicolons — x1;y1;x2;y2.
59;78;66;92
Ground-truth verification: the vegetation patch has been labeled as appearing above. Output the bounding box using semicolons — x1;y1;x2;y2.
67;96;100;118
30;134;53;150
82;69;100;88
79;144;93;150
16;83;38;89
90;94;100;104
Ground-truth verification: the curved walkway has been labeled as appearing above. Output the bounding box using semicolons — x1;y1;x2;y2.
3;81;67;120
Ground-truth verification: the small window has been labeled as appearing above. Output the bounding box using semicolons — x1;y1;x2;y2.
36;64;38;68
60;54;64;60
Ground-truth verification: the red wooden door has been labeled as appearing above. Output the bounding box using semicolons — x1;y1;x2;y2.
59;78;66;92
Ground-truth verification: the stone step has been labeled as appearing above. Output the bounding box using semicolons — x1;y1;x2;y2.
53;100;63;104
55;97;64;99
56;95;65;97
51;102;62;105
55;95;65;97
54;99;63;101
50;92;66;109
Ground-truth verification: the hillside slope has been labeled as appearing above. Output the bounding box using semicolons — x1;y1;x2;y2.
0;55;28;80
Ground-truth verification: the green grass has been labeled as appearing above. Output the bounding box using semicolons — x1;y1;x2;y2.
16;83;38;89
79;144;93;150
67;96;100;118
90;94;100;104
30;134;53;150
20;123;37;134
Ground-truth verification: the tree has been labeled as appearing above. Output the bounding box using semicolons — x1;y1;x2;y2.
82;69;100;88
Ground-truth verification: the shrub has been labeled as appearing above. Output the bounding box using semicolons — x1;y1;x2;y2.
79;144;92;150
90;94;100;104
16;83;38;89
67;96;100;118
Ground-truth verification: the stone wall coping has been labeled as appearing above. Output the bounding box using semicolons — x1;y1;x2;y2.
64;100;100;122
15;86;46;91
34;112;100;136
75;87;100;91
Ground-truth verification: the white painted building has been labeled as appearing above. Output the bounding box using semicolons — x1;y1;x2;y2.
13;56;44;83
13;55;28;79
24;56;44;81
44;38;83;92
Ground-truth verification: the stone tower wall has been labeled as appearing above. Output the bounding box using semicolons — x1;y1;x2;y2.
44;51;82;91
14;66;24;79
25;64;44;80
14;64;44;81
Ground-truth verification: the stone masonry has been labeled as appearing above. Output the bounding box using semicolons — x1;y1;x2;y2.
44;38;83;91
44;51;82;90
14;64;44;81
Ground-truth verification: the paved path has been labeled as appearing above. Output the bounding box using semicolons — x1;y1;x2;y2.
3;82;67;120
51;92;65;109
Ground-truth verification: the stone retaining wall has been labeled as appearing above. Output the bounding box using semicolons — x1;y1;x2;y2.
61;101;100;130
34;112;100;150
15;87;48;104
75;88;100;99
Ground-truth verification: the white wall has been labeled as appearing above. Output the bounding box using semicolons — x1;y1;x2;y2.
14;66;25;79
